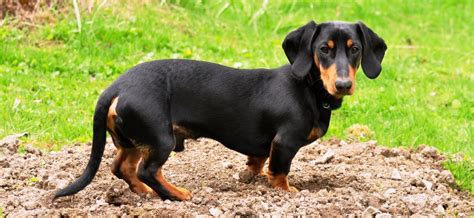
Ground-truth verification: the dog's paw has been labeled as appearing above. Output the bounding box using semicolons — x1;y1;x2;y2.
174;187;192;201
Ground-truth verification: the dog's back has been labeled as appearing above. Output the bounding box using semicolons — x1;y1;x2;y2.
114;59;296;155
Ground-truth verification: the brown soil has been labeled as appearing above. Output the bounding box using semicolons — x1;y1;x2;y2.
0;136;473;216
0;0;65;29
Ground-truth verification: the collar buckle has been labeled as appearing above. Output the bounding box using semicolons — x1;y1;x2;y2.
322;102;331;110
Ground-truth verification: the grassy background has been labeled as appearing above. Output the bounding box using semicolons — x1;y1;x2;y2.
0;0;472;191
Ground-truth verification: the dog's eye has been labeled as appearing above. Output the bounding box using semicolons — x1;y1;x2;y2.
350;46;360;54
320;46;329;54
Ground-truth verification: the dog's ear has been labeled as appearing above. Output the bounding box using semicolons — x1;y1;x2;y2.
282;21;318;80
356;21;387;79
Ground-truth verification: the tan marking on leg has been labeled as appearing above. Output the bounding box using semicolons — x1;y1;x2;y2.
155;168;192;201
246;156;268;175
110;138;155;195
107;99;155;195
107;97;119;134
267;171;298;192
307;127;323;141
327;40;334;49
266;141;298;192
120;148;155;195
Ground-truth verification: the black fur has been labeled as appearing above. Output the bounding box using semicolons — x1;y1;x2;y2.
54;20;386;200
357;21;387;79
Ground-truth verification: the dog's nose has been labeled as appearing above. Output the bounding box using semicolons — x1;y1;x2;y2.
335;79;352;92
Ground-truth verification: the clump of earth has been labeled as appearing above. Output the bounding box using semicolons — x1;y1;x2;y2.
0;134;472;216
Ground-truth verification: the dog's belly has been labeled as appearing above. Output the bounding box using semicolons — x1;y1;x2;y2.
217;138;272;157
171;114;274;157
174;121;274;157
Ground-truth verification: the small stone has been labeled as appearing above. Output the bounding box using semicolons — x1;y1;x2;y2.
402;194;428;213
380;148;397;157
436;184;447;193
300;189;310;195
440;170;455;184
0;132;28;154
362;206;380;218
209;207;222;216
420;146;438;158
367;140;377;146
95;199;108;206
89;205;98;211
23;200;38;210
422;180;433;191
232;173;240;180
192;197;202;204
391;169;402;180
435;204;445;214
368;195;381;208
375;213;391;218
317;188;329;197
222;161;233;169
409;178;423;187
203;186;214;193
312;149;335;164
384;188;396;197
164;199;171;204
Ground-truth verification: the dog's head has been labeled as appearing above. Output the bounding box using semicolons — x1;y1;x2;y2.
283;21;387;98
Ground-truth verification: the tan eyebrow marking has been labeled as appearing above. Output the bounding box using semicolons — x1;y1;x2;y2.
347;39;353;47
327;40;334;48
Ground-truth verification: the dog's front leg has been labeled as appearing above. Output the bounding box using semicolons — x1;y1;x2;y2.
266;135;303;192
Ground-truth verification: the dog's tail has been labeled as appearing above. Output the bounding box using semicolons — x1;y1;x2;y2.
53;85;118;200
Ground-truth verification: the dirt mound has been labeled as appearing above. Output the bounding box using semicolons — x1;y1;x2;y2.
0;137;472;216
0;0;66;27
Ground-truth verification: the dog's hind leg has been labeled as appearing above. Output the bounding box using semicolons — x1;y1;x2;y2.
110;145;156;195
116;96;191;201
107;97;155;195
136;133;192;201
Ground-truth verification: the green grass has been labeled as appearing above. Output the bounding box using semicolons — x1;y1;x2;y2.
444;160;474;193
0;0;472;191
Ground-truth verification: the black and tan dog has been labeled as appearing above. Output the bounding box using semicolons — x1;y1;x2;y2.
54;20;386;201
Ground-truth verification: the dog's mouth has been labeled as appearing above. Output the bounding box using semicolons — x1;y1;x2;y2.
328;90;345;100
320;80;354;99
335;85;354;96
